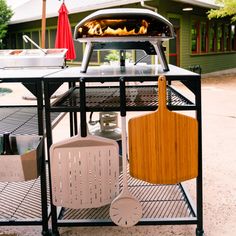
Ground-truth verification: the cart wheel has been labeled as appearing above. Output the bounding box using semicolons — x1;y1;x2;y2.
196;228;204;236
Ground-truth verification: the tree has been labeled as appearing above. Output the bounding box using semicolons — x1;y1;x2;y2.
0;0;13;48
208;0;236;22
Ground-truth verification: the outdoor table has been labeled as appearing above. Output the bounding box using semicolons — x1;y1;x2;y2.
43;64;204;236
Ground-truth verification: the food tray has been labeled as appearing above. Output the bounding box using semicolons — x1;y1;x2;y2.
0;49;67;68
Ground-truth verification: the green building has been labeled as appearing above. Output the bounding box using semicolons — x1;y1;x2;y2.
5;0;236;73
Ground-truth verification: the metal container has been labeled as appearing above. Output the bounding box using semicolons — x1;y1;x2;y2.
0;49;67;68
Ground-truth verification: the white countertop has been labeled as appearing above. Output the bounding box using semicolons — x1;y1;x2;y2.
0;64;199;80
45;64;198;79
0;67;63;79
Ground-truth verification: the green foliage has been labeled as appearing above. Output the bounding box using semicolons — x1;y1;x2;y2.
105;50;120;61
105;50;132;62
0;0;13;48
208;0;236;22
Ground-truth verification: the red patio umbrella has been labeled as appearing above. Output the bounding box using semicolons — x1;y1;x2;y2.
55;2;76;60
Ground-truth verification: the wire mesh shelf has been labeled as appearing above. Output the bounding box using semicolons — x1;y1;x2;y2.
0;107;60;135
59;174;195;223
0;177;47;220
53;85;194;111
0;107;57;222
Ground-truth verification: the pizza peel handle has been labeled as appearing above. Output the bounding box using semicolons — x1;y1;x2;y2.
158;75;167;111
128;75;198;184
109;79;142;227
109;116;142;227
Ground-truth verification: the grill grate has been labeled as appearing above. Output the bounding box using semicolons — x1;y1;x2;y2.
54;85;193;111
60;173;195;221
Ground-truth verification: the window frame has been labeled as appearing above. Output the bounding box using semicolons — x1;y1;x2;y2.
217;24;224;52
191;19;236;55
191;20;200;54
231;24;236;51
209;22;217;52
200;22;208;53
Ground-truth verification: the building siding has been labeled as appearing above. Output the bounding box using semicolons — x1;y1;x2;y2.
187;53;236;73
177;9;236;73
5;0;236;74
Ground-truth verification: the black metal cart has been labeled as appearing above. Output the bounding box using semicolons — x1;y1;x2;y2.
0;68;63;236
43;64;203;236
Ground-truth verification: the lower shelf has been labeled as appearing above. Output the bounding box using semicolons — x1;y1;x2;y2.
0;106;61;135
0;177;47;221
0;107;197;226
0;169;196;226
0;107;57;224
58;174;197;226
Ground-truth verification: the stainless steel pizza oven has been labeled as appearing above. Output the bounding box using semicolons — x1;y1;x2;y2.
74;8;174;73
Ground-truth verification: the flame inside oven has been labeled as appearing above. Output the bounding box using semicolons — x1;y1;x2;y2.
78;19;149;37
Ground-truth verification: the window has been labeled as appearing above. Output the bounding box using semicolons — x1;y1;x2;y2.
191;21;199;53
17;33;23;49
23;32;32;49
32;31;40;48
8;33;16;49
217;24;224;51
49;29;56;48
209;23;217;52
231;25;236;51
201;22;207;52
190;21;236;54
74;41;83;62
89;51;99;64
224;25;230;51
100;50;134;65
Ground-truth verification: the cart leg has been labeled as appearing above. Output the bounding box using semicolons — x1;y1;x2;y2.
52;230;60;236
47;229;60;236
196;228;204;236
42;229;53;236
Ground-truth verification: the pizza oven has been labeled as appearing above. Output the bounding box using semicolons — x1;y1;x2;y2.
74;8;174;73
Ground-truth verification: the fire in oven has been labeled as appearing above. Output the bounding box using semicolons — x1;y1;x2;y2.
78;18;149;37
74;8;175;73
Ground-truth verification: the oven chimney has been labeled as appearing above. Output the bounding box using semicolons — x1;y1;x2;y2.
140;0;158;12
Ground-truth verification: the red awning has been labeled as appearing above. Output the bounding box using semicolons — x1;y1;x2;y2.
55;2;76;60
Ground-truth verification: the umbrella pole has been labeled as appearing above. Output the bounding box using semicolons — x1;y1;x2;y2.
41;0;46;48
